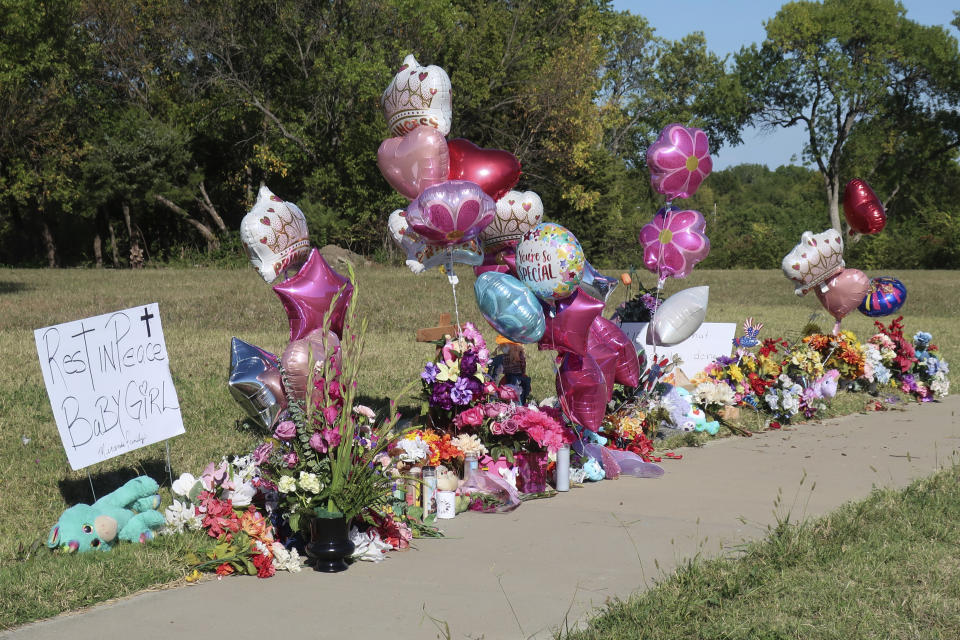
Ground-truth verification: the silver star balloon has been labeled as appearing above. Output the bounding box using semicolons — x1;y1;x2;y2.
579;261;618;303
228;337;285;429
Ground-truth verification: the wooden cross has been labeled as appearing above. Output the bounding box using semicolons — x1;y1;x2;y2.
416;313;462;343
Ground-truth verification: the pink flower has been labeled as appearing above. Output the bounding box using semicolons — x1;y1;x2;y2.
490;421;504;435
646;124;712;200
406;181;497;246
252;442;274;466
274;420;296;442
283;452;299;469
454;405;485;428
483;402;510;418
322;405;339;425
638;207;710;279
322;428;341;448
353;405;376;420
308;431;327;453
497;385;519;401
501;418;519;435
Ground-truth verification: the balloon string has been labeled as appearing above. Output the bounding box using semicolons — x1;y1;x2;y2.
447;249;463;343
649;204;673;363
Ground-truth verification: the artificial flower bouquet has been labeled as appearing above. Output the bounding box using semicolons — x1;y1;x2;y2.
419;323;496;428
163;457;303;578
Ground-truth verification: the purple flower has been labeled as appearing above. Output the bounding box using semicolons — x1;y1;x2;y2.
309;431;327;453
283;452;299;469
421;362;440;384
451;378;474;405
253;441;274;465
430;381;454;410
274;420;296;442
460;350;479;377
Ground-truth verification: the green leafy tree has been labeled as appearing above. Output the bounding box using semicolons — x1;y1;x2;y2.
735;0;960;233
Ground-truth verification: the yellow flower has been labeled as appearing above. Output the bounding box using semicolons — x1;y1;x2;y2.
436;361;459;382
185;569;202;584
728;364;744;382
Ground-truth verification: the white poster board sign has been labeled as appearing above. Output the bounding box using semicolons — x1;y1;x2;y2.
619;322;737;376
34;303;184;470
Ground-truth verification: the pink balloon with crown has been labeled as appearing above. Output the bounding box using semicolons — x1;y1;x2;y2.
646;123;713;201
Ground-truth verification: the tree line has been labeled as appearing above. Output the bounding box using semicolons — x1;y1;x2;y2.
1;0;958;269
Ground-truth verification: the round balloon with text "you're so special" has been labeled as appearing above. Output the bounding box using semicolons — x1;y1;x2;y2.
515;223;585;302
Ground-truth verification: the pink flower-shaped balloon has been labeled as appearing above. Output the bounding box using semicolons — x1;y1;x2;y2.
638;206;710;279
406;180;496;247
646;124;712;200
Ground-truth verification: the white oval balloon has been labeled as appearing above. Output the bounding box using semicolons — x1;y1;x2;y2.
647;286;709;347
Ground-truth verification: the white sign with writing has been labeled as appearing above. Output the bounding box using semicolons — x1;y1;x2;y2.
618;322;737;376
34;303;184;470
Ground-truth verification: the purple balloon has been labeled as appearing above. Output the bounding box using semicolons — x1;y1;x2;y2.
556;353;606;432
273;248;353;340
638;206;710;280
538;288;605;356
406;180;496;247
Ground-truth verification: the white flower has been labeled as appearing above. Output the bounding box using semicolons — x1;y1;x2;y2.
298;471;321;494
397;437;431;463
277;476;297;493
162;499;202;534
451;433;488;458
231;455;258;482
171;473;198;498
349;527;392;562
222;481;257;507
271;542;304;572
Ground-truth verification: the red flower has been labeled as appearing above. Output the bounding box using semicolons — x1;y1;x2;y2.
252;552;276;578
215;562;235;576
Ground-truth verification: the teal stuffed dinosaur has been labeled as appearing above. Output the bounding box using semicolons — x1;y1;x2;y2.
48;476;166;553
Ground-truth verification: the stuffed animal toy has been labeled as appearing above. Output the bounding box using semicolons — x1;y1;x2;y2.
675;387;720;435
48;476;165;553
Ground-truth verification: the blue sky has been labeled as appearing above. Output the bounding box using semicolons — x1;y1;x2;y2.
611;1;959;169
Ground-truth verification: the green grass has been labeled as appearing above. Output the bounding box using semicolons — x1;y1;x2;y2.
563;466;960;640
0;266;955;629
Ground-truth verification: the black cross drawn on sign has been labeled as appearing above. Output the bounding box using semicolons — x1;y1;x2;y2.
140;307;155;337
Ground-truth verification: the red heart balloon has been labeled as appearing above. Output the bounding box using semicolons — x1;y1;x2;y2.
843;179;886;235
448;138;521;201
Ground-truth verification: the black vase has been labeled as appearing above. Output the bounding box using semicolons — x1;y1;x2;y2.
306;515;355;573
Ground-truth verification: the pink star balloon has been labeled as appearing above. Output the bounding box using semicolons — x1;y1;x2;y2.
589;316;640;388
273;248;354;340
537;288;605;356
646;123;712;200
638;206;710;280
556;353;606;432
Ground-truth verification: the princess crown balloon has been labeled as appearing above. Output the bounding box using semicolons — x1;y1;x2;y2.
479;190;544;253
240;186;310;283
380;54;453;137
781;229;845;296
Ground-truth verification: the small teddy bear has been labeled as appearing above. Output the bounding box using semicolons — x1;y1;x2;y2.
48;476;166;553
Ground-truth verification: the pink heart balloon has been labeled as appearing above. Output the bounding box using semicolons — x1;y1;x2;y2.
815;268;871;328
646;123;712;200
377;128;450;200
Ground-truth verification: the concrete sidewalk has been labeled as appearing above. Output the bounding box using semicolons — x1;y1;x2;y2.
7;396;959;640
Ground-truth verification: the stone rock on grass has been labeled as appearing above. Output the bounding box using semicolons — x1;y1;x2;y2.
319;245;371;268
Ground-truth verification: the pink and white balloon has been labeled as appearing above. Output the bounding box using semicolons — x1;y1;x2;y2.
638;206;710;280
239;186;310;283
646;124;712;200
405;180;496;247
